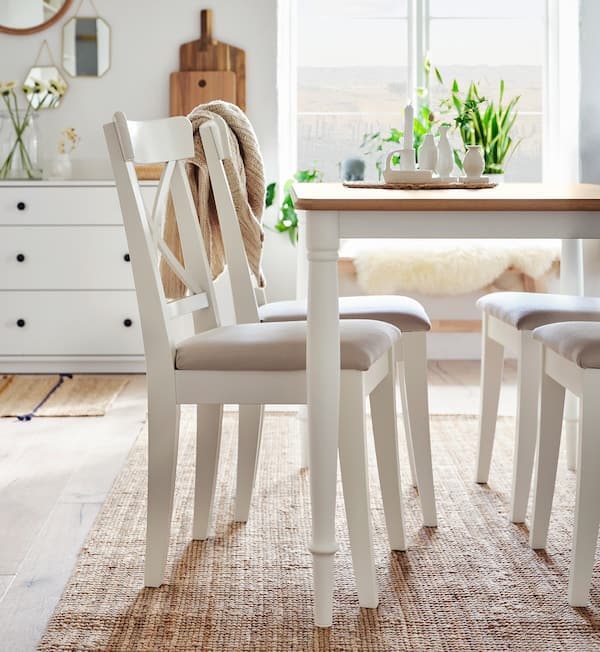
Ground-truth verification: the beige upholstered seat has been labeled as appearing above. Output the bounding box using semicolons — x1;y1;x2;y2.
258;296;431;333
532;321;600;369
477;292;600;330
176;320;400;372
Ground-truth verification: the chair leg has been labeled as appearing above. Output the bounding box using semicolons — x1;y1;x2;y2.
298;406;310;470
564;392;579;472
475;315;504;483
397;359;418;488
339;373;378;608
192;403;224;540
530;369;565;550
234;404;264;522
370;351;406;551
401;333;437;527
569;377;600;606
145;394;181;587
511;334;542;523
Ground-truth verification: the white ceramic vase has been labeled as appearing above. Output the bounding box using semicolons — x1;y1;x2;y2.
436;125;454;178
418;133;438;171
463;145;485;178
49;153;72;180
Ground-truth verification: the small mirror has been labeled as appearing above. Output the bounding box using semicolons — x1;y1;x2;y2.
62;17;110;77
0;0;72;35
23;66;68;109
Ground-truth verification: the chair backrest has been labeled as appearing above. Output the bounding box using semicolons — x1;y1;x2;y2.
199;116;263;325
104;112;221;374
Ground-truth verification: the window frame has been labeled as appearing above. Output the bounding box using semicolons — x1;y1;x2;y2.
279;0;577;184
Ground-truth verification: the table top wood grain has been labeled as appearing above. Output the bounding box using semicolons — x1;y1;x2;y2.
291;183;600;212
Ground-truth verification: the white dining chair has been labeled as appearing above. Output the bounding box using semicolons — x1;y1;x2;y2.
104;111;406;627
475;292;600;523
529;321;600;606
199;115;437;528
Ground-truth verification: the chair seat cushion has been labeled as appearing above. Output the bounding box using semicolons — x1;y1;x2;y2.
477;292;600;330
258;296;431;332
175;320;400;372
533;321;600;369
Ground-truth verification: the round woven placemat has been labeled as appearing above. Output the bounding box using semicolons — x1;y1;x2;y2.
38;411;600;651
343;181;497;190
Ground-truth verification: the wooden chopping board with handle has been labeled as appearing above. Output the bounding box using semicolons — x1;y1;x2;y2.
170;9;246;116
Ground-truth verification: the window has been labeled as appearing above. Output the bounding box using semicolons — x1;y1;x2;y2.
296;0;547;181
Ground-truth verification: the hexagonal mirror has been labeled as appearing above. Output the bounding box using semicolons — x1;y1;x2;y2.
23;65;68;109
62;17;110;77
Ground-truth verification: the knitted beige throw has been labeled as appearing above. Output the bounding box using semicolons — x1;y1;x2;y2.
161;101;265;298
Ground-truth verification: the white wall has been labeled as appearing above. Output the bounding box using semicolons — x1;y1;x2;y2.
0;0;297;300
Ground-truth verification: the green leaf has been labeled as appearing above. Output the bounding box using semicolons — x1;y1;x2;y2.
435;67;444;85
265;182;277;208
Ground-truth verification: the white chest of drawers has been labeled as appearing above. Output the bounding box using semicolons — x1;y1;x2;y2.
0;180;156;372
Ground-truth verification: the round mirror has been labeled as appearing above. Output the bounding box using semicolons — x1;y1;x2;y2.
0;0;73;35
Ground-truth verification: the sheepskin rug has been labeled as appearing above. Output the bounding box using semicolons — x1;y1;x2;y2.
347;239;561;296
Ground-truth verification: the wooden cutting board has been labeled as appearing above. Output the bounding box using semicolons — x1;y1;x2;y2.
170;8;246;115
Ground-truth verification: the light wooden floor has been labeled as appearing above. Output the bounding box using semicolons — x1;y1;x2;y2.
0;361;517;651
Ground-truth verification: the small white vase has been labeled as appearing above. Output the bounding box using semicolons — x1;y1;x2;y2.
418;133;438;171
463;145;485;178
436;125;454;178
48;153;72;180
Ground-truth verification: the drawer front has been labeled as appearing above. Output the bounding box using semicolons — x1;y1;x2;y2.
0;186;156;226
0;291;144;355
0;226;135;290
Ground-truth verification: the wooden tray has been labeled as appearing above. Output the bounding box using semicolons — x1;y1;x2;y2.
344;180;497;190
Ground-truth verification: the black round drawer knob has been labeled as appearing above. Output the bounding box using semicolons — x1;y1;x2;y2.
123;318;133;328
17;202;26;211
16;319;26;328
16;253;25;262
198;79;207;88
123;253;131;262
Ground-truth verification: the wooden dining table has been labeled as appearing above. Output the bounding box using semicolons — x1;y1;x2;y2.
291;182;600;627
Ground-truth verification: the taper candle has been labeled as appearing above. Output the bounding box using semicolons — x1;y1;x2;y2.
404;103;414;149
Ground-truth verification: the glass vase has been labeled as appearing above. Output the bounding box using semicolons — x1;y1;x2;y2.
0;110;42;180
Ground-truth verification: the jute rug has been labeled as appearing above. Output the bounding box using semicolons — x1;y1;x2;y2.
39;412;600;651
0;374;130;418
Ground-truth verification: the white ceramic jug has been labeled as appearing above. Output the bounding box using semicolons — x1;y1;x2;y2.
436;125;454;178
418;134;438;171
463;145;485;178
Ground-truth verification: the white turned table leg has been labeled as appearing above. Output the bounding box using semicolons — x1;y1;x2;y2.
561;239;583;471
306;210;340;627
296;211;310;469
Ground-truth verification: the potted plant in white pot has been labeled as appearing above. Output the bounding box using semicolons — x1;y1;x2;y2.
450;79;521;182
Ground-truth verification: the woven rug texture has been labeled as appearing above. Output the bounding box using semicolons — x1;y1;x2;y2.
0;375;130;417
38;411;600;651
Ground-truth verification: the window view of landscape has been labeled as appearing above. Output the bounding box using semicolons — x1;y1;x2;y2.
297;0;545;182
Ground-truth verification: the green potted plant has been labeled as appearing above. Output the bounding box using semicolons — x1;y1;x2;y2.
450;79;521;178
